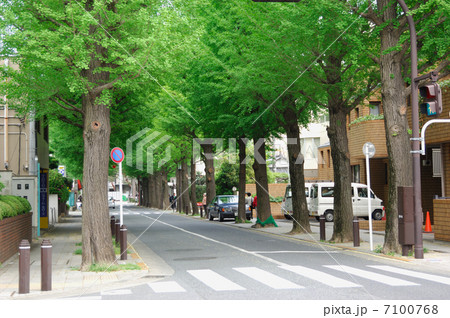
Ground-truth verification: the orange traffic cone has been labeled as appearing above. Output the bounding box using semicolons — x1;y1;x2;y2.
424;211;432;233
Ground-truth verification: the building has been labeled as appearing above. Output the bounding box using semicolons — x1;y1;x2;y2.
1;59;49;238
317;82;450;240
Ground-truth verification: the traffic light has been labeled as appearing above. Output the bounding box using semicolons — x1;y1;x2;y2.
419;83;442;116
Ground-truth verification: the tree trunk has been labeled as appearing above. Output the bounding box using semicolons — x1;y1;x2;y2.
190;157;199;215
160;170;170;209
181;159;191;214
282;106;311;234
252;137;273;226
328;106;354;243
141;176;148;207
202;143;216;205
81;92;115;270
176;165;182;213
378;0;413;253
237;137;247;222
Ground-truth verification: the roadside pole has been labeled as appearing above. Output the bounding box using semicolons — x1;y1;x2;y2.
119;160;123;226
111;147;125;226
363;142;375;251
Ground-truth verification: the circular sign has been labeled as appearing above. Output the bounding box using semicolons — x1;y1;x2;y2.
362;142;376;158
111;147;124;163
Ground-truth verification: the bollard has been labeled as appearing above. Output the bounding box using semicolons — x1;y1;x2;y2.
115;219;120;245
41;239;52;291
353;217;360;247
319;215;326;241
18;239;30;294
120;225;127;260
110;216;116;237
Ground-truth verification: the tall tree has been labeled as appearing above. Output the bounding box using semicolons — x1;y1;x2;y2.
0;0;160;269
347;0;450;252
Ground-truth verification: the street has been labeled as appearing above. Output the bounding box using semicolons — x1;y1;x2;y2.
78;205;450;300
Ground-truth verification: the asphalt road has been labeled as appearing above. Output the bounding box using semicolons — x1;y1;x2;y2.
89;206;450;300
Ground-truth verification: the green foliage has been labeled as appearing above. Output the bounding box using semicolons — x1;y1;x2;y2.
349;114;384;126
0;175;4;193
0;195;32;220
215;161;239;195
48;169;71;203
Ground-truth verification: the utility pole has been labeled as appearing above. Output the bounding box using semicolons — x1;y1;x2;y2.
396;0;423;259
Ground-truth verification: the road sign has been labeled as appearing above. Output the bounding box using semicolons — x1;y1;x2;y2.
57;165;66;177
362;142;375;158
111;147;124;163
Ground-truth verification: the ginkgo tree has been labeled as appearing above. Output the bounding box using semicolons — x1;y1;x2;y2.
0;0;165;269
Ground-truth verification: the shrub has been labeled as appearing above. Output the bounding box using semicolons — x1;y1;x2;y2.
49;170;70;203
0;195;31;220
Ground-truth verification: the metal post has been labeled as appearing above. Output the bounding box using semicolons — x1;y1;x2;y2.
41;239;52;291
110;216;116;237
319;215;326;241
115;219;120;245
18;239;30;294
120;225;127;260
397;0;423;259
353;217;360;247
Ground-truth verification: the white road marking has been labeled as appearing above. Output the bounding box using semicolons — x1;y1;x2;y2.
187;269;246;291
324;265;419;286
100;289;133;296
140;215;288;266
147;281;186;293
280;265;361;288
252;250;339;254
234;267;303;289
368;265;450;285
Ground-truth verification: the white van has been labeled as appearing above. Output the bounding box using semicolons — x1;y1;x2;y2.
282;183;312;219
309;182;384;222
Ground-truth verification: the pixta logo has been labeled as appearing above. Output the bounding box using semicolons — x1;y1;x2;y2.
126;129;172;174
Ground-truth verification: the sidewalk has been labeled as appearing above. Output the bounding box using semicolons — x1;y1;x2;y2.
0;211;170;300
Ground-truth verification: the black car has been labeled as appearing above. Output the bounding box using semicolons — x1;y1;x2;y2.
208;195;252;222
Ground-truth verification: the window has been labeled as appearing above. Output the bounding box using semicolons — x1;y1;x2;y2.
321;187;334;197
369;102;381;116
432;148;442;177
327;150;331;168
352;165;360;183
355;108;360;118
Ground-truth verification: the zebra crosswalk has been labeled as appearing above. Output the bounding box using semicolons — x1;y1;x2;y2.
71;264;450;300
150;265;450;293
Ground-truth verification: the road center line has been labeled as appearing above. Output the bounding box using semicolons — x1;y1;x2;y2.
140;214;288;266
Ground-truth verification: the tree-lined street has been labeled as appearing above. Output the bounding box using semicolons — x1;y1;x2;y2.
72;205;450;300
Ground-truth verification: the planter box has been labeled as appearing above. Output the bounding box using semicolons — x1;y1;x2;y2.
359;219;386;232
433;199;450;242
0;213;33;264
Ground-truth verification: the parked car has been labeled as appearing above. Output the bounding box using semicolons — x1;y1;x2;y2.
282;183;312;219
108;197;116;209
309;182;384;222
208;195;252;222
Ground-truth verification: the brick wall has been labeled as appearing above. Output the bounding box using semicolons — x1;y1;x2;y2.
444;143;450;197
0;213;32;263
433;199;450;242
348;120;388;160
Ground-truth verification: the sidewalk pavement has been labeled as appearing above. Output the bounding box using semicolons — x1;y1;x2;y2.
0;210;172;300
2;209;450;299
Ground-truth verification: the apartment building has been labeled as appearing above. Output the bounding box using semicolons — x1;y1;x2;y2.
317;83;450;240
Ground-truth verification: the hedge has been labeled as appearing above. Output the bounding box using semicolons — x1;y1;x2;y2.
0;195;32;220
